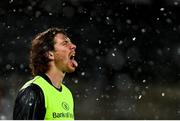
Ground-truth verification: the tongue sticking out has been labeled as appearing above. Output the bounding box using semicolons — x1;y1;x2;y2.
71;59;78;68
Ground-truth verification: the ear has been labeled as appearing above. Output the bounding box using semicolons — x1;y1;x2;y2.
47;51;54;60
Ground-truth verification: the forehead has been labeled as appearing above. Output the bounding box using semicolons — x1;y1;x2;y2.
54;33;70;42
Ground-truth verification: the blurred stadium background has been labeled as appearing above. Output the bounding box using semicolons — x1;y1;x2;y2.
1;0;180;119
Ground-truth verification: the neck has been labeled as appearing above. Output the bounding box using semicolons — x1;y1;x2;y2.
45;68;65;89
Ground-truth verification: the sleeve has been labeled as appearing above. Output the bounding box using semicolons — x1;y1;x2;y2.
13;84;46;120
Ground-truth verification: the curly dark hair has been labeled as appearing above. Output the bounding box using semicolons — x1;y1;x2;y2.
29;27;67;76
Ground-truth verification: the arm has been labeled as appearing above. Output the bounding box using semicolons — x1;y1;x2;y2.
13;84;46;120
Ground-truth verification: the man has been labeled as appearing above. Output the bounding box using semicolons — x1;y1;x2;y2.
13;27;78;120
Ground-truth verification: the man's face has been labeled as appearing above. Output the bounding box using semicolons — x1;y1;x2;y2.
52;33;78;73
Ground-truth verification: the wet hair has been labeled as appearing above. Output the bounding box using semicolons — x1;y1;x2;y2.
29;27;67;76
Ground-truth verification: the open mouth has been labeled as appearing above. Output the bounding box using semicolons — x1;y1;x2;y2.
70;54;75;60
69;53;78;68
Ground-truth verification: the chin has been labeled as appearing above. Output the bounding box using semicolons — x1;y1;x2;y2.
66;68;76;73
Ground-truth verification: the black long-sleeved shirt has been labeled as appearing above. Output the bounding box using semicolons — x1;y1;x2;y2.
13;83;46;119
13;74;62;120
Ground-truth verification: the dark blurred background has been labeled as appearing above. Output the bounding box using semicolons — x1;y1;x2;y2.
1;0;180;119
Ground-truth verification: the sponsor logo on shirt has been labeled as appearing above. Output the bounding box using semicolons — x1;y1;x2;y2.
62;102;69;111
52;112;74;119
52;102;73;119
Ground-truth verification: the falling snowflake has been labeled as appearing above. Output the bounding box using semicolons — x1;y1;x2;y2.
81;72;85;76
160;8;165;11
9;0;13;3
74;79;78;84
112;53;115;56
132;37;136;41
161;92;165;96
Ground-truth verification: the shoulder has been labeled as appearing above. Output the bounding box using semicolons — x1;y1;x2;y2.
62;84;72;94
20;83;43;94
13;83;46;120
16;83;44;102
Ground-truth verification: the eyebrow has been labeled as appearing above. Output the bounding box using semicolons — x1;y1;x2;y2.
59;37;72;45
65;36;72;42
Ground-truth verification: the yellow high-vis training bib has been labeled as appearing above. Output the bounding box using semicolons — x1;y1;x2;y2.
21;76;74;120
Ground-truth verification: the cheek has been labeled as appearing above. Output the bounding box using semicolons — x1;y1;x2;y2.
55;51;68;61
54;47;70;61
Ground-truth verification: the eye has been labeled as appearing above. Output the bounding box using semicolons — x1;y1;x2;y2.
62;40;69;45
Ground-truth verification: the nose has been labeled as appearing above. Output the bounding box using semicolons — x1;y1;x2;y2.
70;43;76;50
